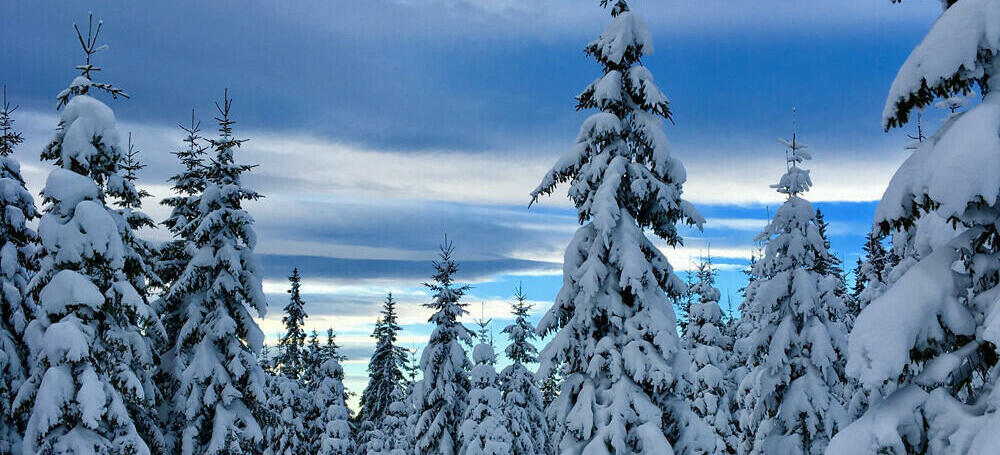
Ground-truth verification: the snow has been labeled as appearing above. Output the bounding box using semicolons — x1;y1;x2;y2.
847;237;971;390
883;0;1000;128
37;269;103;315
877;93;1000;225
587;11;653;65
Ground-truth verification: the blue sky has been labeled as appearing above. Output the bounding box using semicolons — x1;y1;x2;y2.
1;0;945;404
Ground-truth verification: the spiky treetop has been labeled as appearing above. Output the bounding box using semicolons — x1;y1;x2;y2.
412;239;472;455
277;268;308;379
359;293;411;424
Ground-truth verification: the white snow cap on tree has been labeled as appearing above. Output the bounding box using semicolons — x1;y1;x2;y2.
530;1;704;454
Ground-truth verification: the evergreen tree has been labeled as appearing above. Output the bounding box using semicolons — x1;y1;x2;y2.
158;110;208;288
276;268;308;379
684;256;738;455
830;1;1000;453
359;293;411;424
411;239;472;454
324;328;347;363
498;285;546;455
116;133;162;300
155;112;210;449
164;90;268;455
310;353;353;455
733;124;850;455
263;374;307;455
15;16;164;455
848;230;894;315
364;387;412;455
460;343;512;455
0;86;38;455
529;1;705;453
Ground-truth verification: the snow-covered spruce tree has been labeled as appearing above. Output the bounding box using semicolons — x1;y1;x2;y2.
529;1;705;453
14;16;165;455
460;343;512;455
0;86;38;455
276;268;308;379
359;293;411;424
263;373;307;455
116;133;162;301
827;1;1000;453
309;351;353;455
164;90;268;455
499;285;546;455
813;210;847;297
848;230;894;316
365;387;412;455
411;239;472;454
158;110;208;289
733;127;851;455
684;256;738;455
263;269;311;455
155;112;210;449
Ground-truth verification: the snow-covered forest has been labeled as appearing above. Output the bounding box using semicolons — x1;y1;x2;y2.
2;0;999;454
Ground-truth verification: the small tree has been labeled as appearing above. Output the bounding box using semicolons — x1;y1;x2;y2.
311;355;353;455
359;293;411;424
411;238;472;454
277;268;308;379
499;285;546;455
460;343;512;455
0;86;38;455
684;255;738;455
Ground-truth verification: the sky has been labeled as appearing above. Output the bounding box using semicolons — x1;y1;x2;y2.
1;0;946;407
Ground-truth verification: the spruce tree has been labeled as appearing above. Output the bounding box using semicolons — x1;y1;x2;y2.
277;268;308;379
848;230;894;315
310;352;353;455
165;90;268;455
498;285;546;455
529;1;704;452
116;133;162;300
460;343;512;455
360;293;410;424
263;374;307;455
15;16;164;455
155;113;210;449
364;387;412;455
411;239;472;454
829;1;1000;453
158;110;209;288
733;125;850;455
684;255;738;455
0;86;38;455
